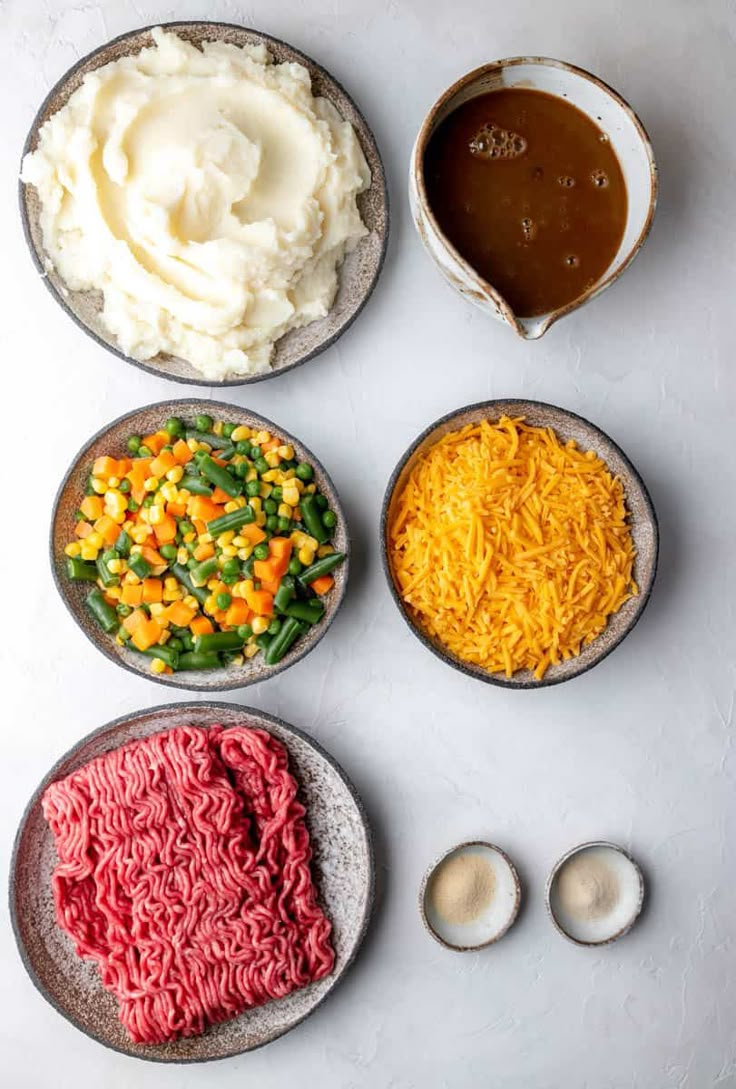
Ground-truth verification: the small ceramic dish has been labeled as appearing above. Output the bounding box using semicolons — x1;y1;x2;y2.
419;841;521;951
10;701;374;1061
546;841;645;946
409;57;657;339
20;21;389;386
50;399;349;691
381;399;658;689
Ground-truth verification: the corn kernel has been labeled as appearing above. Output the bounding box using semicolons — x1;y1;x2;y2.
105;489;128;515
317;545;335;558
230;654;244;666
278;444;295;460
292;530;319;550
213;421;224;436
148;505;165;526
237;547;252;561
256;512;267;527
248;497;262;514
177;547;189;564
259;483;272;498
163;587;181;602
245;643;259;659
204;594;219;615
80;543;99;561
183;595;199;610
166;465;184;483
124;571;140;585
232;581;247;598
122;519;135;532
187;437;200;452
143;476;159;492
183;531;196;543
255;430;271;445
232;536;245;548
115;634;125;647
251;616;269;635
298;546;315;566
207;578;220;591
160;482;178;503
178;488;191;501
265;450;281;468
112;511;126;524
107;558;123;574
91;477;107;494
217;531;235;547
105;587;121;601
231;425;251;442
85;532;103;550
108;475;120;488
150;658;167;675
158;629;170;644
224;501;239;514
149;603;165;617
199;532;213;544
64;542;81;558
305;483;317;494
246;467;258;482
275;502;290;519
163;576;177;590
221;545;238;558
131;525;151;544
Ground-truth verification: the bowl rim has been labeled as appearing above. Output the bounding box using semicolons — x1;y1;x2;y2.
50;397;350;691
19;19;390;387
411;55;658;338
380;398;659;689
418;839;522;952
544;839;646;946
8;700;376;1062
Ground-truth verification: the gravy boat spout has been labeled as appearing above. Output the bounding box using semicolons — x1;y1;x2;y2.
410;57;657;340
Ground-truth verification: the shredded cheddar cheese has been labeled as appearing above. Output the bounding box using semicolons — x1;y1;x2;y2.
388;416;637;679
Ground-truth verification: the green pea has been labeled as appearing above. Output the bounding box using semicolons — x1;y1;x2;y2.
255;457;270;474
249;445;261;459
271;485;283;501
165;417;184;436
295;462;314;482
222;422;236;439
187;557;198;570
216;592;232;609
73;508;86;522
118;478;131;494
315;494;328;510
222;557;240;577
235;440;250;455
84;480;96;497
179;521;194;536
278;516;292;533
268;618;282;636
138;445;152;458
116;603;132;618
266;514;279;532
264;499;277;515
288;557;303;576
142;495;155;508
221;571;238;585
246;480;261;497
168;637;184;653
127;498;139;513
127;435;142;454
254;543;270;561
322;509;337;530
160;544;177;560
237;624;253;641
186;540;197;554
235;461;250;479
195;414;213;433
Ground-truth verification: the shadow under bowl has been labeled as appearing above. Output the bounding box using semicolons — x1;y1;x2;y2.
51;398;349;691
20;21;389;386
380;399;658;689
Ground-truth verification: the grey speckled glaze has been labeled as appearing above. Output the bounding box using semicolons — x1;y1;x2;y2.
20;21;389;387
10;702;375;1062
50;399;349;691
381;400;659;689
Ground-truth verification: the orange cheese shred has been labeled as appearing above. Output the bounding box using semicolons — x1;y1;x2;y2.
388;416;638;680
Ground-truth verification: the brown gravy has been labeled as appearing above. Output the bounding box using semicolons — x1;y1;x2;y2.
423;88;628;317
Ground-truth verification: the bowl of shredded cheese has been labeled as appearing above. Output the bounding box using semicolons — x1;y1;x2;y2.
381;400;658;688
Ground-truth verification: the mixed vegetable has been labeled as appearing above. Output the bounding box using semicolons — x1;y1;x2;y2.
63;414;345;675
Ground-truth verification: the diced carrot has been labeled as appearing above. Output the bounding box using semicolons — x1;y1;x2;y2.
165;601;196;626
116;457;133;476
269;537;292;560
259;577;280;596
125;461;151;504
190;615;214;636
193;541;215;561
188;496;225;522
310;575;335;595
93;455;118;479
123;608;148;634
153;515;177;544
120;583;144;606
225;599;251;626
172;439;193;465
166;501;187;519
262;438;281;452
211;487;232;505
131;617;162;651
141;578;163;603
80;495;104;521
150;450;177;478
93;514;121;545
142;431;168;455
253;558;280;582
239;523;267;545
141;545;165;567
245;589;274;616
74;520;93;539
192;519;207;536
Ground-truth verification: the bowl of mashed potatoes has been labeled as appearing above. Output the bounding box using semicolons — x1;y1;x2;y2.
20;23;388;385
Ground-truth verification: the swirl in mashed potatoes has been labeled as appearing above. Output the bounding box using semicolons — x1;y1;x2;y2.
22;28;370;379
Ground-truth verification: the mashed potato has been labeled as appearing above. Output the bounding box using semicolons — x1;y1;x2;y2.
22;28;370;379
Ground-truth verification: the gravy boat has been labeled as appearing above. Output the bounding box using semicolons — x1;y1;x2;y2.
409;57;657;339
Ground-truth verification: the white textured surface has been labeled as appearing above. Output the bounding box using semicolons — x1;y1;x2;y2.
1;1;735;1086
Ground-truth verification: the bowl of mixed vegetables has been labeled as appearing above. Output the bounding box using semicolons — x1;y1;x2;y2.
51;400;349;690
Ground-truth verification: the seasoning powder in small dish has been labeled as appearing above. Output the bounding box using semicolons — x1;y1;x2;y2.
421;842;521;951
547;842;645;945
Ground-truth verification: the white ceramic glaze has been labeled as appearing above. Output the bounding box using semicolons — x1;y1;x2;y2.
409;58;657;339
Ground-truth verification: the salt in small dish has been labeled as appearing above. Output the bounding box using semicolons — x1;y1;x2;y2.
546;840;645;946
420;841;521;952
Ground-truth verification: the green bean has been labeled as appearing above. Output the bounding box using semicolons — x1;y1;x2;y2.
218;444;235;461
141;644;180;669
96;554;119;588
186;428;230;449
171;562;208;605
180;476;213;496
66;558;98;582
255;632;272;651
206;507;255;536
284;599;325;624
86;588;119;633
298;551;346;586
115;529;131;556
264;616;302;665
300;495;330;544
190;556;219;586
177;651;221;671
273;575;296;613
194;631;244;654
128;553;151;578
198;455;242;498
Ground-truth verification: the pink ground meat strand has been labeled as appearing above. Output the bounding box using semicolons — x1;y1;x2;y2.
42;725;335;1044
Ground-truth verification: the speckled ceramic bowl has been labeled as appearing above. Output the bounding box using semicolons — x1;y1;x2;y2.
545;840;645;946
20;21;389;387
381;399;658;689
10;701;374;1062
51;399;349;691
